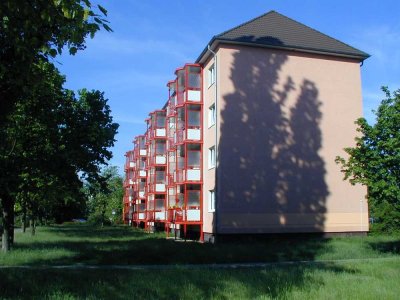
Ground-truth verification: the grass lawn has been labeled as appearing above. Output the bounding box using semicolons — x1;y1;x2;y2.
0;225;399;299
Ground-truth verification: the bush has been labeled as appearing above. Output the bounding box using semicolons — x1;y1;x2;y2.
87;213;111;226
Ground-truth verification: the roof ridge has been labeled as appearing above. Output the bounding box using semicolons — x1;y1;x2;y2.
215;10;277;38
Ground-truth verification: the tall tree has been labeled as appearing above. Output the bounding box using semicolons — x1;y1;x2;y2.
0;0;112;252
0;0;111;123
336;87;400;232
1;62;118;250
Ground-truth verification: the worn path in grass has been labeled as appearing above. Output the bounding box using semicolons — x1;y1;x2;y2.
0;256;398;269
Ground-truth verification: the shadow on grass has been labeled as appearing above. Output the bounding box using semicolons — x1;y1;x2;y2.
0;264;359;299
10;225;336;266
48;224;148;239
1;225;368;299
367;239;400;255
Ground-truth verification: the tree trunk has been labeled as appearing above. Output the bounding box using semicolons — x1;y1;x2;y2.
31;217;36;236
1;194;13;252
1;225;9;252
10;204;14;245
22;211;27;233
101;208;106;227
21;197;27;233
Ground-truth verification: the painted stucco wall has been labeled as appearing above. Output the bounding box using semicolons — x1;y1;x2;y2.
210;44;368;234
202;51;219;234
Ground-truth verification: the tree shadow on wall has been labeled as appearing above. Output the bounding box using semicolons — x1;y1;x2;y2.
214;37;334;298
218;41;328;234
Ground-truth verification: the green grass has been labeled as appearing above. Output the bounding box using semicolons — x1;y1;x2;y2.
0;258;399;299
0;225;399;299
1;225;399;266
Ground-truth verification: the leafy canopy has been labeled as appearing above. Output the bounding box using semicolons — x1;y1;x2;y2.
0;0;115;251
336;87;400;232
2;61;118;224
0;0;112;122
86;166;123;226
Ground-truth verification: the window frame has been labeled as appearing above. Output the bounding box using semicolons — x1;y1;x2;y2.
208;64;215;87
208;146;216;169
208;189;215;212
208;103;216;128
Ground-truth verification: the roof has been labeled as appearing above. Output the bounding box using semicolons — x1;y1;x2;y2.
196;11;369;64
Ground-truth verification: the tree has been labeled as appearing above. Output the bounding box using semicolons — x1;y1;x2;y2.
336;87;400;232
0;0;111;124
1;61;118;250
86;166;123;226
0;0;113;252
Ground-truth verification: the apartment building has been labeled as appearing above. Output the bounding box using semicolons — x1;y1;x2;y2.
123;11;370;242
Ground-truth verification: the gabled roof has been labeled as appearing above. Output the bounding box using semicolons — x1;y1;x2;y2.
196;11;369;64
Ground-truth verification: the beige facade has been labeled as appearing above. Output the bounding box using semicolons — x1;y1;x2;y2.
202;44;368;235
125;11;370;240
202;54;218;234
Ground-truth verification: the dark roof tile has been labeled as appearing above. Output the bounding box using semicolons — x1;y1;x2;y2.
197;11;369;62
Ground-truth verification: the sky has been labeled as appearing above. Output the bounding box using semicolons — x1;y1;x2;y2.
57;0;400;174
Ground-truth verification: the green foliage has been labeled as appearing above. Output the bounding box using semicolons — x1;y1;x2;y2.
1;61;118;224
0;0;112;123
336;87;400;232
0;62;118;243
0;1;114;250
87;212;111;226
86;166;123;226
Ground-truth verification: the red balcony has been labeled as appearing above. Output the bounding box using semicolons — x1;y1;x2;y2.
175;64;202;106
134;135;147;156
147;195;166;222
148;139;167;167
175;143;202;184
167;80;177;117
123;62;204;240
148;110;167;140
124;150;135;171
147;167;166;194
135;157;147;178
136;202;147;221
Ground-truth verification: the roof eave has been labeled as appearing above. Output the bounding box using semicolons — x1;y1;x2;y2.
196;38;370;64
195;36;218;65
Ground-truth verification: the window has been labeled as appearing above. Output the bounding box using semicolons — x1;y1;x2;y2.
188;105;201;127
208;104;216;127
187;151;200;168
188;190;201;206
208;190;215;212
208;146;216;169
208;64;215;87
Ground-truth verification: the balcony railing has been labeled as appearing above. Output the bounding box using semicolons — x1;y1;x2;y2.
167;207;201;222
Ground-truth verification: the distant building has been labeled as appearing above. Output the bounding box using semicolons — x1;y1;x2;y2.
123;11;369;242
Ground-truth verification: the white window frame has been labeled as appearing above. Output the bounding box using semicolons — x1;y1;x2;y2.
208;189;215;212
208;64;215;87
208;146;216;169
208;103;216;128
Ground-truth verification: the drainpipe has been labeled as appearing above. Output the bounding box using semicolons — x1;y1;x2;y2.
207;45;218;242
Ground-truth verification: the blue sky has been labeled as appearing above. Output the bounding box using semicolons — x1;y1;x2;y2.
58;0;400;174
